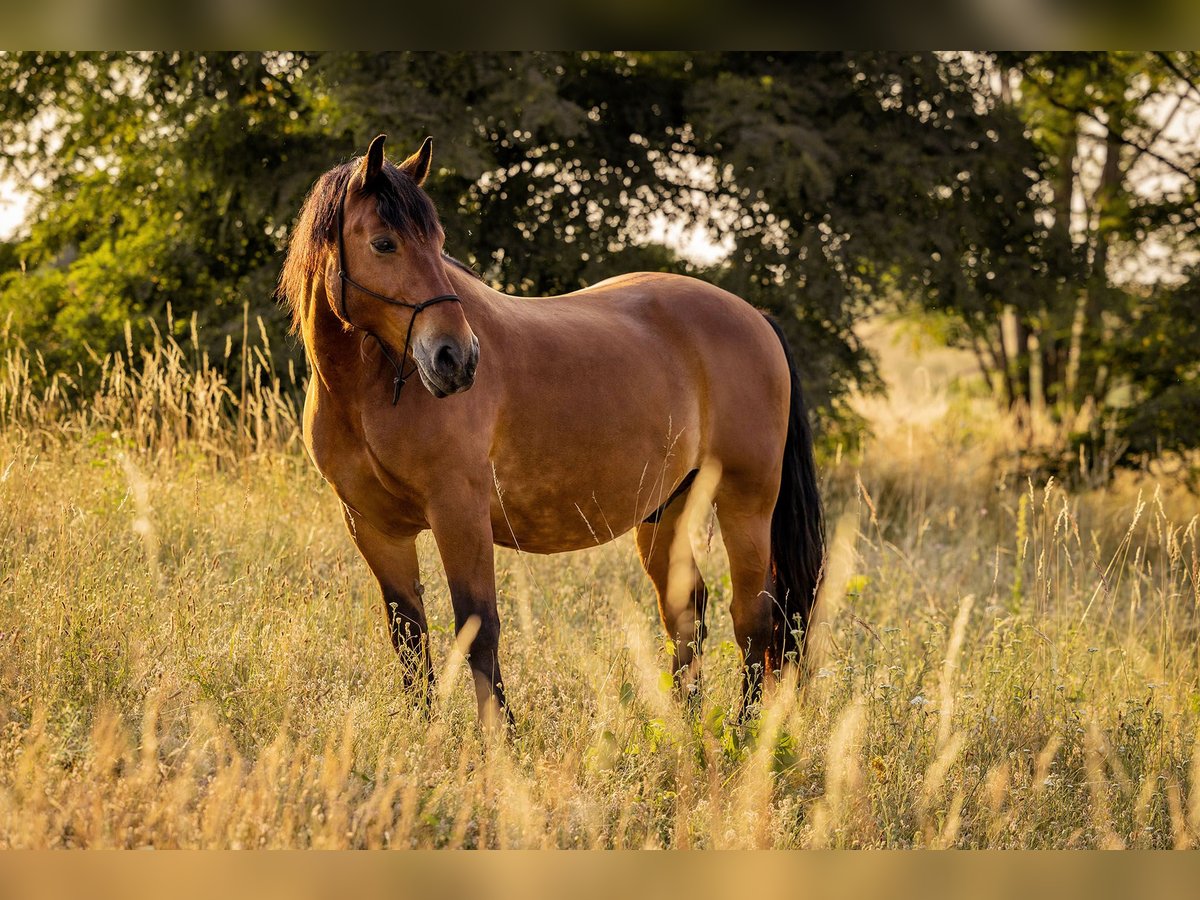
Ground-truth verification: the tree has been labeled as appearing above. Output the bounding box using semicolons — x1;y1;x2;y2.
11;49;1193;472
1108;271;1200;483
681;52;1054;413
0;52;326;369
312;52;1057;413
952;52;1200;476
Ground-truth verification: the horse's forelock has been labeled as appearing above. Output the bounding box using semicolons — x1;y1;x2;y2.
371;164;440;241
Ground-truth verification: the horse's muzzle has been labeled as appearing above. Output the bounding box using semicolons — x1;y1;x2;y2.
418;335;479;397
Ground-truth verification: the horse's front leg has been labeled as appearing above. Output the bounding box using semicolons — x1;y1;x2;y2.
342;508;432;708
428;498;512;730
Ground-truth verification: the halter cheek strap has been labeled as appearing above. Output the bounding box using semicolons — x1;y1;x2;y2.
335;183;461;405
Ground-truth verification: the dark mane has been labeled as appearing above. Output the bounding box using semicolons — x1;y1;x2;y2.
442;253;482;281
278;155;441;331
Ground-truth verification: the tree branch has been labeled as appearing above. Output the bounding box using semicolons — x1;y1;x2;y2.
1033;86;1199;183
1153;51;1200;106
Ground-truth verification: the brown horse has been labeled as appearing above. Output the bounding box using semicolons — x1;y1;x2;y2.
279;135;824;726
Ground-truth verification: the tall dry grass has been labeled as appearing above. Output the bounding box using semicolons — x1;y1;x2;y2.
0;308;302;464
0;318;1197;847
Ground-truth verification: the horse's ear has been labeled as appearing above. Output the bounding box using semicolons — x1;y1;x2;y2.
355;134;387;189
398;137;434;186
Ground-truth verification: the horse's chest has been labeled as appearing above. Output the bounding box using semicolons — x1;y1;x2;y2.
305;407;430;536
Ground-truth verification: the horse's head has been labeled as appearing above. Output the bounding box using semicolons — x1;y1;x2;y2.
330;134;478;398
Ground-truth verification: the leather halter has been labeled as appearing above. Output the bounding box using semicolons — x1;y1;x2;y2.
334;181;461;404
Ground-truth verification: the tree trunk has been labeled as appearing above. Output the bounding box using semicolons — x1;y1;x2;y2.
995;319;1016;410
1014;313;1031;404
1071;106;1124;409
1045;120;1078;411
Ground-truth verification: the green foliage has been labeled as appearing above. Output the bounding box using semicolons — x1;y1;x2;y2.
0;51;328;371
1108;274;1200;478
1;51;1197;468
0;52;1021;413
302;52;1084;411
914;52;1200;478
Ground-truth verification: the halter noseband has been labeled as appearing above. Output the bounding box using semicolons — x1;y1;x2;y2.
334;182;461;404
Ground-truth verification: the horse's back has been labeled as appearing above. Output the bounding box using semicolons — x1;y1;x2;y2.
511;270;788;426
573;272;783;354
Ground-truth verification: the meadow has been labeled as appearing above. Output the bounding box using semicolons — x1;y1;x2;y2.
0;316;1198;848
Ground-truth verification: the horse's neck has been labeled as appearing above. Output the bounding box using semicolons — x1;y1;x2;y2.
302;274;371;401
448;274;508;340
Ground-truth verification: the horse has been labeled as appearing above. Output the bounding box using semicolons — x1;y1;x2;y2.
279;134;824;727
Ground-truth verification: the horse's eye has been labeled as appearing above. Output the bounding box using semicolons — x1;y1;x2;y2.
371;238;396;254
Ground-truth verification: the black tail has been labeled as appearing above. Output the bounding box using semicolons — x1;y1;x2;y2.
762;314;825;669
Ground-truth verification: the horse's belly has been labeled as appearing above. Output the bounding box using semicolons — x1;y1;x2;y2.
487;475;674;554
486;409;701;554
489;512;619;554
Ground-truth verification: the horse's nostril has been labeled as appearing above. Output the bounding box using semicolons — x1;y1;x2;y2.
435;344;459;377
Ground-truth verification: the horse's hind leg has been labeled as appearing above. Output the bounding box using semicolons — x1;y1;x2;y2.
635;500;709;695
342;509;432;707
715;492;776;717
